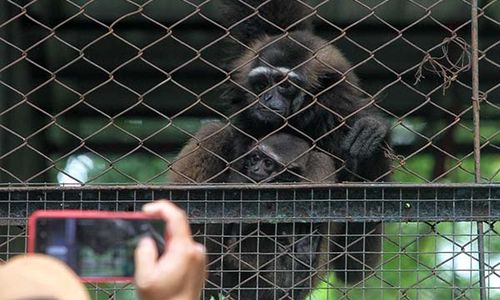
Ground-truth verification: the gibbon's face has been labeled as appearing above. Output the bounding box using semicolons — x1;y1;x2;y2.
246;65;307;124
245;150;281;182
231;31;352;127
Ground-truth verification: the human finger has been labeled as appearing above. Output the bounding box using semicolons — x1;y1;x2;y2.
134;236;158;287
142;200;192;240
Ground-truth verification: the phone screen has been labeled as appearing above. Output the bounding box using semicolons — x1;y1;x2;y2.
34;217;165;278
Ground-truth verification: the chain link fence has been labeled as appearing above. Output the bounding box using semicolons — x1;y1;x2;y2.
0;0;498;299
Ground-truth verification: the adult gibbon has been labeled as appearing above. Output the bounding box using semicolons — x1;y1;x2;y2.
170;0;388;298
171;0;390;183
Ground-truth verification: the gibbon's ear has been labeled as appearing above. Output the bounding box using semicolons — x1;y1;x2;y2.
220;82;247;106
316;71;345;93
314;70;366;121
220;84;237;103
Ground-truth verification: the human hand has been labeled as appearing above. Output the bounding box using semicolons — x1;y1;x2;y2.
134;200;206;300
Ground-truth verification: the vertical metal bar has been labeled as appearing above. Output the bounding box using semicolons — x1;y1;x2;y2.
476;222;486;300
471;0;481;180
471;1;486;299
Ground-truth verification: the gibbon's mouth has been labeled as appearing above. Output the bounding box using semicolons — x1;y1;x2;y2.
253;109;287;124
256;106;287;117
248;171;269;182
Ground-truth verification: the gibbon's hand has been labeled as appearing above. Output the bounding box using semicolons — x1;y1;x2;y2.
342;116;388;161
134;200;206;300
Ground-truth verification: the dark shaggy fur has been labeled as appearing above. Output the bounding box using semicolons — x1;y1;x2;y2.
171;1;389;299
222;0;314;44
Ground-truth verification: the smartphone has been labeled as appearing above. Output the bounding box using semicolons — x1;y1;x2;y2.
28;210;166;282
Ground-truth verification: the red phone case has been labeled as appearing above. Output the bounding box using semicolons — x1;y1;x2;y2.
28;210;165;283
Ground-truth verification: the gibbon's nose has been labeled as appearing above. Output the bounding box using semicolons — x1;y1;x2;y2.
267;96;285;112
268;99;282;111
251;164;261;172
249;171;267;182
262;91;279;108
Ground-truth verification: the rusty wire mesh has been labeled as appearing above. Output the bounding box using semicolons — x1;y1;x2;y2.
0;0;499;299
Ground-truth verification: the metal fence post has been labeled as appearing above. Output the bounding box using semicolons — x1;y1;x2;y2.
471;1;486;299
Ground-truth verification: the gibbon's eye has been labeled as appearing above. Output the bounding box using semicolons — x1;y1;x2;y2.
249;153;260;165
250;75;269;93
279;80;291;89
263;158;275;171
278;81;299;97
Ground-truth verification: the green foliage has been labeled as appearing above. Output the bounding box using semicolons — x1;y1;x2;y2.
85;283;136;300
391;155;499;183
308;222;499;300
52;153;176;184
392;154;435;183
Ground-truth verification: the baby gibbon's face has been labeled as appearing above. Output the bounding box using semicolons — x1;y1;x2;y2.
245;150;280;182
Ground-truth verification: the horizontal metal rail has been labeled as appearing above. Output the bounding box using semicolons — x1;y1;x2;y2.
0;184;497;224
